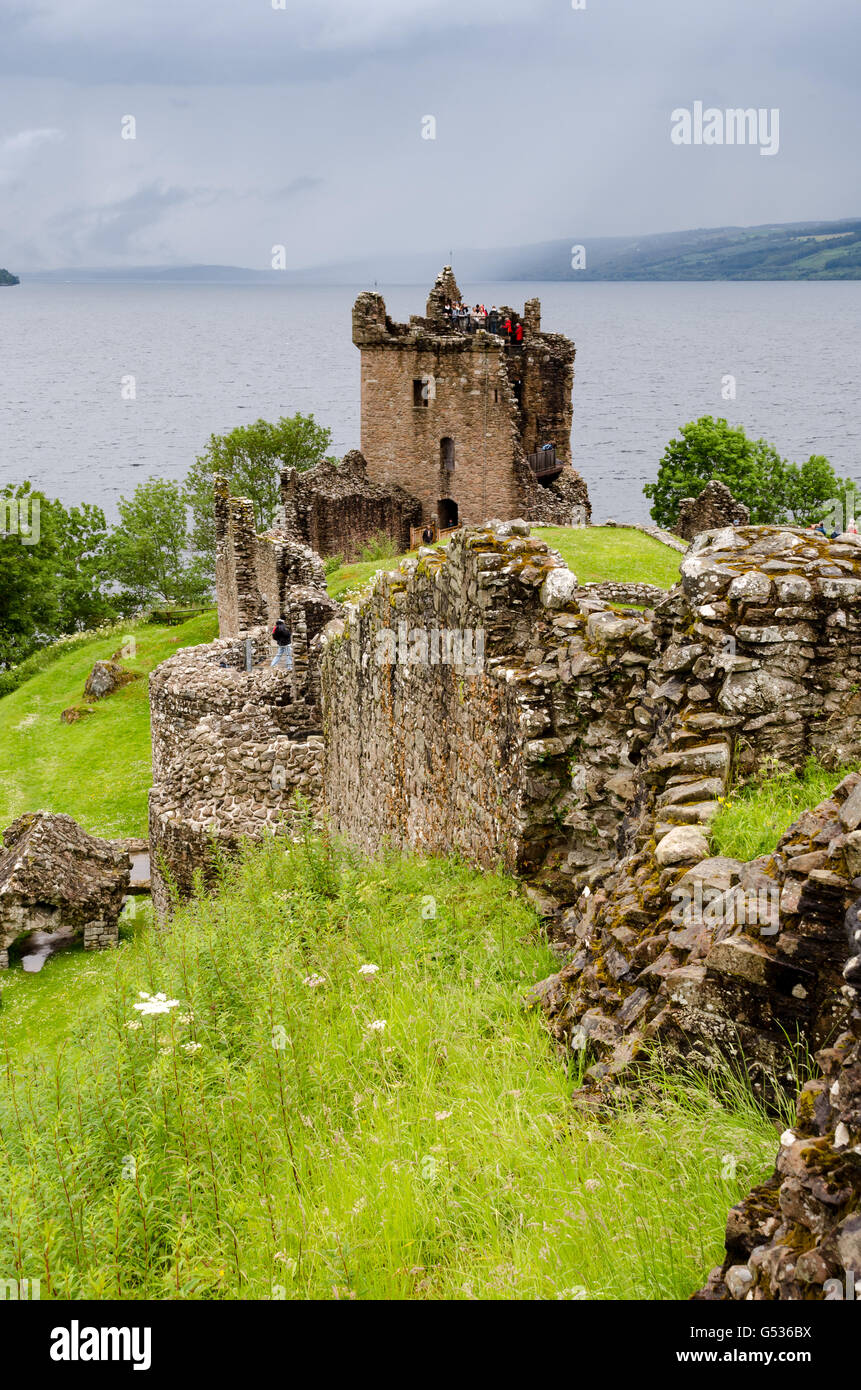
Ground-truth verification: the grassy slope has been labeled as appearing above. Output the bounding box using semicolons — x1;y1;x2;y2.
0;612;217;840
0;838;782;1300
537;526;682;588
711;758;858;862
326;525;681;600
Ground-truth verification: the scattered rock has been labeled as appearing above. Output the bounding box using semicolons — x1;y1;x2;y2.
83;660;140;701
0;812;130;967
655;825;710;866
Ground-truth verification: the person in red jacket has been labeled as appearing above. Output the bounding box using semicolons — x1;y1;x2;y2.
515;321;524;344
503;316;512;339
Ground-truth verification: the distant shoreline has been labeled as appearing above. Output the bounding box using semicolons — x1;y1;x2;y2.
14;217;861;286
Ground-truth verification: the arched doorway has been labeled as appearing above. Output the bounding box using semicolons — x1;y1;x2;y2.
438;498;458;529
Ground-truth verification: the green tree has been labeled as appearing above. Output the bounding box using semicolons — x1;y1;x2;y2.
782;454;845;526
0;484;60;667
644;416;794;527
52;501;120;631
0;485;123;668
185;413;332;567
107;478;211;608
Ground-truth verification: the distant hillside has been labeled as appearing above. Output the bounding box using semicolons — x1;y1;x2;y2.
17;219;861;285
0;268;20;286
496;220;861;281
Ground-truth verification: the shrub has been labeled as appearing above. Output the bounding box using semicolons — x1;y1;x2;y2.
357;533;397;562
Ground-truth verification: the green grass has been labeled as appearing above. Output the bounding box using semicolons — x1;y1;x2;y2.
0;611;217;840
711;757;858;861
536;526;682;589
0;835;782;1300
326;525;682;601
326;553;417;600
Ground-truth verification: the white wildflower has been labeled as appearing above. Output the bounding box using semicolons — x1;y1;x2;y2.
434;1110;453;1122
182;1041;203;1055
125;1020;142;1031
358;963;380;976
367;1019;387;1033
133;991;181;1016
303;974;326;989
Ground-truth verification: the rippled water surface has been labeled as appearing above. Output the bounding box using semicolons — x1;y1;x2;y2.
2;281;859;524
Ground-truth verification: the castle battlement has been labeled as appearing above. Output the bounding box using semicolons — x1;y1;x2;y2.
352;267;589;531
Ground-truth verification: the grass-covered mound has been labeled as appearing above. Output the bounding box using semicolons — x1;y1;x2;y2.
0;833;781;1300
711;757;858;862
326;526;682;601
0;611;217;839
536;526;682;589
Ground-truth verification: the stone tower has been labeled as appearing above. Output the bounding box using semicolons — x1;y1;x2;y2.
352;267;590;529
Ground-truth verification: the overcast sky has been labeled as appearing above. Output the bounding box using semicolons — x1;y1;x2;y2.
1;0;858;270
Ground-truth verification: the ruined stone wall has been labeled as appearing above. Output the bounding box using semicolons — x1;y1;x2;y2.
675;479;750;540
533;523;861;1087
148;601;336;916
517;461;592;528
509;331;575;465
0;813;129;966
281;450;422;561
583;581;665;608
322;521;861;1087
214;480;271;636
321;522;658;882
215;475;327;638
696;888;861;1303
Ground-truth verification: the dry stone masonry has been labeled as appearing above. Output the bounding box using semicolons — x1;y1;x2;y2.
0;812;130;966
322;521;861;1090
152;507;861;1297
148;578;339;916
215;482;329;640
280;449;422;560
697;889;861;1302
675;480;751;541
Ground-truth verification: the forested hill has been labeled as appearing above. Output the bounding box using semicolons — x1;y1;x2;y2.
501;220;861;281
0;268;20;286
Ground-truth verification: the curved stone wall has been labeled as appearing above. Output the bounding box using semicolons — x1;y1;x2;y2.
148;624;328;918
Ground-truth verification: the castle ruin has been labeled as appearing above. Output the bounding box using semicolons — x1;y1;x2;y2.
352;267;590;532
149;507;861;1300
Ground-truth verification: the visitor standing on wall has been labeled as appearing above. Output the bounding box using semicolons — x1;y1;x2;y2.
515;321;524;345
271;618;293;671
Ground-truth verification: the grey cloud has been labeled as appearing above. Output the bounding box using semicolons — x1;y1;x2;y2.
276;177;323;200
1;0;859;271
47;182;202;258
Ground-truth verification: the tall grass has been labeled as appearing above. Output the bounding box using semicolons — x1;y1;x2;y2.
711;756;857;861
0;836;780;1300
